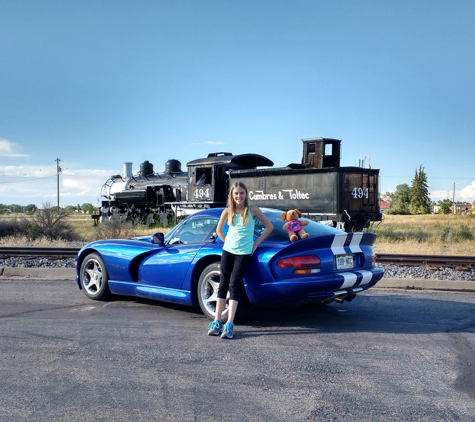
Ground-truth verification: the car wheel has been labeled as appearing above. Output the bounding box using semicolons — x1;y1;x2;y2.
80;253;111;300
197;262;229;322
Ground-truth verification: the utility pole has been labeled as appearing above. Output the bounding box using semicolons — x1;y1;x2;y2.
55;158;62;209
452;181;465;215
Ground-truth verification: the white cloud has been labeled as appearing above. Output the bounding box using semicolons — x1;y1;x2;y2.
0;166;113;206
431;182;475;203
429;189;451;202
0;165;55;178
459;181;475;203
204;141;225;145
0;139;28;157
61;169;112;198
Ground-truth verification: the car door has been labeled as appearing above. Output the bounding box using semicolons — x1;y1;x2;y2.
138;216;218;288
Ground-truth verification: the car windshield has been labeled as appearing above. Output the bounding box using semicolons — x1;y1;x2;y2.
257;209;340;241
165;208;341;244
165;216;219;245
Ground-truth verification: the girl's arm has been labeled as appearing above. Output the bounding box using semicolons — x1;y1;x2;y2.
216;208;229;242
251;205;274;253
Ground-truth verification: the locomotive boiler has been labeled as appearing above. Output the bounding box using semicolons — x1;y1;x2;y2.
95;138;382;231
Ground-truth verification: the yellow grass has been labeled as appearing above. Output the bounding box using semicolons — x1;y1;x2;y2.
1;213;474;256
371;213;475;256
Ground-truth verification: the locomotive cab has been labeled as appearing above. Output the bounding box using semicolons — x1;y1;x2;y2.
186;152;273;207
302;138;341;169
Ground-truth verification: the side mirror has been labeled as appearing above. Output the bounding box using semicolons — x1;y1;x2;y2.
152;233;165;245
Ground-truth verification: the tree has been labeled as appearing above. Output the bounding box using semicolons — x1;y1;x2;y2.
410;165;431;214
438;199;452;214
387;184;411;214
81;203;96;214
10;204;22;213
25;204;37;215
24;202;77;240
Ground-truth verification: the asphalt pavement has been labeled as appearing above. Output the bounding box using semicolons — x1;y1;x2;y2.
2;282;475;421
1;267;474;292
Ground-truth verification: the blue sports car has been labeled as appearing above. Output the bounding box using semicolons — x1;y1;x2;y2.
75;208;384;321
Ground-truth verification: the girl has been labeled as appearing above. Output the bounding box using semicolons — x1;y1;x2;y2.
208;181;274;339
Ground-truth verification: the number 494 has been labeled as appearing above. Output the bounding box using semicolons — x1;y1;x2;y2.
352;187;369;199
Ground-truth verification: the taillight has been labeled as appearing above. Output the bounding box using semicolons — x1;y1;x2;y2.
277;255;321;268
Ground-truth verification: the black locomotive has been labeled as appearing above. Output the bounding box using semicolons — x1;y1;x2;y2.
95;138;382;231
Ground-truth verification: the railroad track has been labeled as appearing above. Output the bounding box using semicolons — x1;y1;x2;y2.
1;247;475;270
0;247;79;258
375;254;475;270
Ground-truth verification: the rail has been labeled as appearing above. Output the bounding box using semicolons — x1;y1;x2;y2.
375;254;475;270
0;247;80;258
1;247;475;270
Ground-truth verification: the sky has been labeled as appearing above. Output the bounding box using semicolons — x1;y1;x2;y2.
1;0;474;208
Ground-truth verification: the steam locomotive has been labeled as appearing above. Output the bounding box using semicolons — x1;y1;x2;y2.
95;138;382;231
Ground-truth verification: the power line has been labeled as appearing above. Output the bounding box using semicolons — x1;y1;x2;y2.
0;175;57;184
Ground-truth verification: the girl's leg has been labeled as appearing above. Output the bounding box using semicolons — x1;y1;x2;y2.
227;254;252;323
215;297;227;321
216;250;234;320
227;299;239;323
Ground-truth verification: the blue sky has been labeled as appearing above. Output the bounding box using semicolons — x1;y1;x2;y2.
1;0;474;208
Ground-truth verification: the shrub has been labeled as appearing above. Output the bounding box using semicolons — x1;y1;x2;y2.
453;225;473;241
22;203;78;241
92;215;138;240
440;226;452;242
0;218;26;238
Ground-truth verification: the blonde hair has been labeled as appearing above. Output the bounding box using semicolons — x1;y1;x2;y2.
228;181;250;226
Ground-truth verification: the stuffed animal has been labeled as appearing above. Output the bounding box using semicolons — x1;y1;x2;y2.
281;209;309;242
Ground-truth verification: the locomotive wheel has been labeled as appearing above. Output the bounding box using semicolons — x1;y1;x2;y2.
79;253;111;300
197;263;229;322
146;213;156;226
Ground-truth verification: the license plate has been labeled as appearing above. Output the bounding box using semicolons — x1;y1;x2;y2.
336;254;354;270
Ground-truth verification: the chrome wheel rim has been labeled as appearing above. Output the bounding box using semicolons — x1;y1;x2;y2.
200;268;228;318
82;258;104;296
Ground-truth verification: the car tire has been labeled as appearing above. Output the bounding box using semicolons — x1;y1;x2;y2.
197;262;229;322
79;253;111;300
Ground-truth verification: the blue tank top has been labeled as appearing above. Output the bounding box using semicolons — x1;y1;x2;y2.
223;213;255;255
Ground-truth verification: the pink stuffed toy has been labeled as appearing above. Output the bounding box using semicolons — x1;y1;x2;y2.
281;209;309;242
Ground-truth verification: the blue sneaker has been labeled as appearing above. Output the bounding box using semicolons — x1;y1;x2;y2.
221;322;234;339
207;320;223;336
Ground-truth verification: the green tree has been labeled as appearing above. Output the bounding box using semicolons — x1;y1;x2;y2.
23;202;77;240
410;165;431;214
438;199;452;214
387;184;411;214
0;204;7;214
81;203;96;214
25;204;37;215
10;204;22;213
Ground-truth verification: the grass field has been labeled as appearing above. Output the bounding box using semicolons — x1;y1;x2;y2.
1;213;474;256
370;213;475;255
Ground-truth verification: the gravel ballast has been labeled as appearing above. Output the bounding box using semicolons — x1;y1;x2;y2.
1;257;475;282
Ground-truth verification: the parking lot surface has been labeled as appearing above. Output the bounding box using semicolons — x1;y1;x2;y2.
1;278;475;421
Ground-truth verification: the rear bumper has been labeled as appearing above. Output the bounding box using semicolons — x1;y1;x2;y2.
245;268;384;306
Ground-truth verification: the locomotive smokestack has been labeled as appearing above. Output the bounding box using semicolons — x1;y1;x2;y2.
123;162;133;178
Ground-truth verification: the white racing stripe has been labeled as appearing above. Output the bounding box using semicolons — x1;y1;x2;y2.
332;232;364;255
331;234;348;255
334;233;372;290
339;270;374;289
339;272;358;289
357;270;373;286
349;233;363;253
